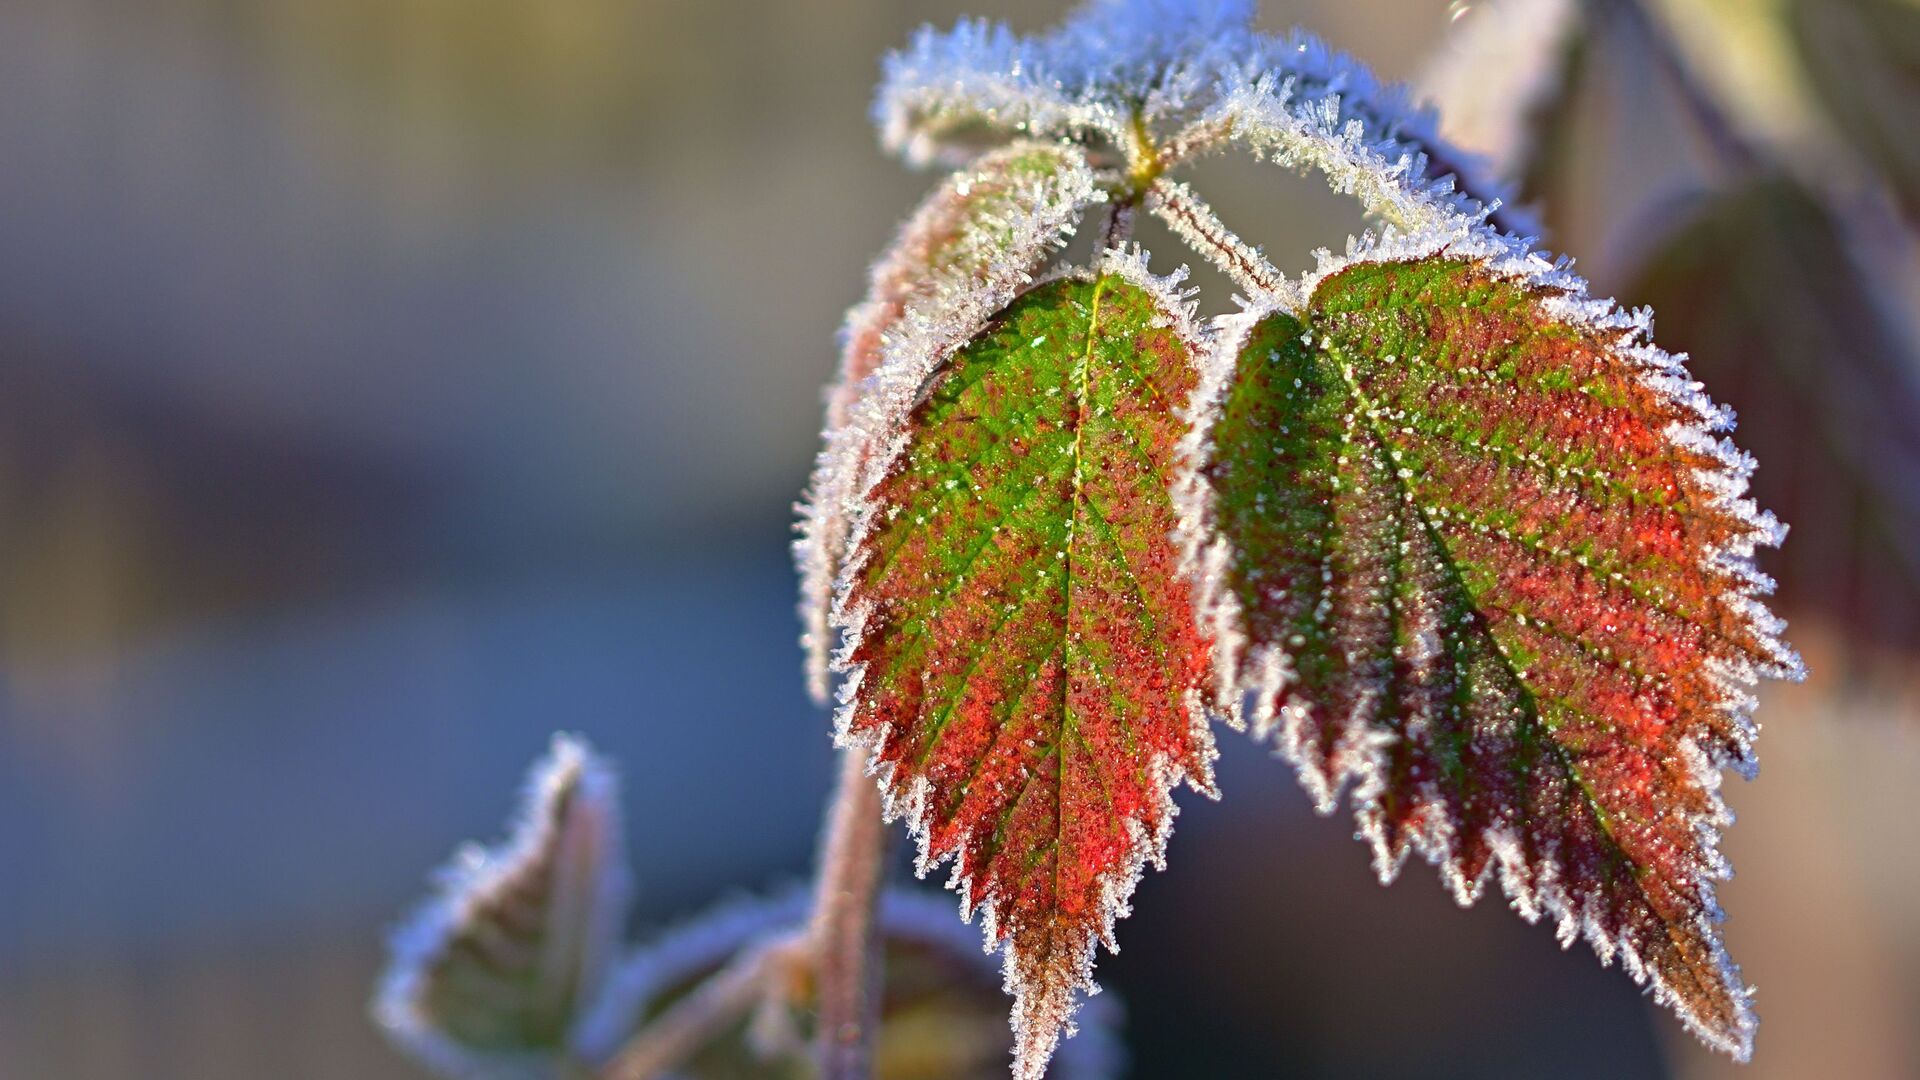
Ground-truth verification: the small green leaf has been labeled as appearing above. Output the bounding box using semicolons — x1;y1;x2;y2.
836;255;1214;1080
1190;245;1799;1060
377;735;631;1078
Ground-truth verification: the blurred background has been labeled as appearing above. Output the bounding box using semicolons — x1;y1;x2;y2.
1;0;1916;1077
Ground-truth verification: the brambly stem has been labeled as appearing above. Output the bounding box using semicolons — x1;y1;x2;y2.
599;933;808;1080
1146;177;1293;301
809;747;889;1080
597;750;888;1080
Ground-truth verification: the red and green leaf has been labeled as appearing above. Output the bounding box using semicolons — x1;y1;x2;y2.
1187;243;1800;1059
797;141;1096;701
835;256;1214;1080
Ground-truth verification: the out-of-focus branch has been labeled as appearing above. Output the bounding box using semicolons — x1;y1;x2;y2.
1602;0;1760;174
599;933;807;1080
808;748;889;1080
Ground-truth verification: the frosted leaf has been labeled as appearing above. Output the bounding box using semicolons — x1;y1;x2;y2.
376;735;631;1079
833;251;1213;1080
1181;234;1801;1061
796;141;1097;701
1418;0;1586;189
578;889;1124;1080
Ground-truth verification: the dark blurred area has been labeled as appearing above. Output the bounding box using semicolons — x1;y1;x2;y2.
1;1;1915;1078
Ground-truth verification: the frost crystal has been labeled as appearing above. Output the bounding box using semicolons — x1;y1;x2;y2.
831;248;1214;1080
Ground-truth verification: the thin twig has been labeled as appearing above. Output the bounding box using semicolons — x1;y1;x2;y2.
1158;114;1231;172
1146;178;1295;302
1100;195;1138;250
809;748;889;1080
598;933;807;1080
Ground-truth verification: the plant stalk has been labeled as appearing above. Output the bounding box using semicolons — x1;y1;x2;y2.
1101;195;1139;251
599;934;806;1080
809;746;889;1080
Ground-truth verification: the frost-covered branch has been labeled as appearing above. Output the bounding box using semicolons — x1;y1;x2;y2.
1145;178;1291;300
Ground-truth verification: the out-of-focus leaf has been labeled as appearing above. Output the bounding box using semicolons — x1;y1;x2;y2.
1186;243;1799;1060
583;890;1123;1080
1791;0;1920;222
1419;0;1589;196
376;734;631;1079
834;254;1215;1080
1630;176;1920;659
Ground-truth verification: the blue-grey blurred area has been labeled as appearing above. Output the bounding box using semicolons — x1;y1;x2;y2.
1;1;1915;1078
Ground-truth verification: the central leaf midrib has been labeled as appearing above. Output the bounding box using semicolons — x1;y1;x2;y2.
912;275;1152;883
1053;272;1107;912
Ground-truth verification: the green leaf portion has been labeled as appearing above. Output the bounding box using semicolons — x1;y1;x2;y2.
1201;252;1795;1059
797;140;1096;702
839;269;1212;1080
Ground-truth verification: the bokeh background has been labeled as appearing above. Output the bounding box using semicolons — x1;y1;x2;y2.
2;1;1916;1077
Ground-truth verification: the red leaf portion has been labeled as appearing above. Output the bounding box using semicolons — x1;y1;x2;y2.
1190;248;1799;1059
836;265;1213;1079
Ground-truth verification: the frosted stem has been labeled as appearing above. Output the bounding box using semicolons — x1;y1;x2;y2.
1147;178;1293;301
1101;196;1138;250
598;934;806;1080
809;748;889;1080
